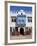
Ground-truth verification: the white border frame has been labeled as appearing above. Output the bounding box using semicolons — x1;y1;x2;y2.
7;2;35;44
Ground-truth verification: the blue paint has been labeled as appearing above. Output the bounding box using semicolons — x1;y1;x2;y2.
10;6;32;13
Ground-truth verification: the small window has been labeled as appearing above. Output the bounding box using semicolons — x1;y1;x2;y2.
28;17;32;22
12;18;16;22
12;19;13;22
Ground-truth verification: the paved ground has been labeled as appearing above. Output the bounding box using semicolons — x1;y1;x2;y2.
10;34;32;40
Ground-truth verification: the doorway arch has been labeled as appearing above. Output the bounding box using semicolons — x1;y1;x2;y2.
20;28;24;35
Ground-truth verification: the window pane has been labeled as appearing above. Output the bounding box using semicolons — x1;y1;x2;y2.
28;17;32;22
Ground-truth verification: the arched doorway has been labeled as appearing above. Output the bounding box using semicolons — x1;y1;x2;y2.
20;28;24;35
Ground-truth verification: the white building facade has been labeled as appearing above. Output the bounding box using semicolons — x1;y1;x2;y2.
10;10;32;35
